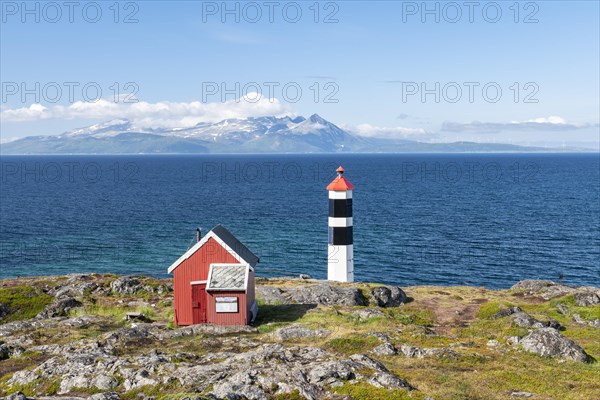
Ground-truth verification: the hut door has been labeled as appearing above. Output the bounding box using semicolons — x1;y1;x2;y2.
191;283;207;324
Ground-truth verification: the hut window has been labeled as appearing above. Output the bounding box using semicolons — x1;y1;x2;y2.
215;297;238;313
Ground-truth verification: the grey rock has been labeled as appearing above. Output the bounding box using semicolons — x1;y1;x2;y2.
110;277;142;295
370;286;407;307
556;304;569;315
367;371;412;390
492;306;522;319
257;283;367;306
520;327;589;362
87;393;120;400
573;314;600;328
354;308;386;320
349;354;388;372
510;280;576;299
574;290;600;306
273;324;331;340
286;284;367;306
399;345;458;359
0;343;25;359
93;374;118;390
511;392;536;398
255;286;287;305
5;392;30;400
371;343;397;356
53;282;98;298
37;298;83;319
510;312;561;330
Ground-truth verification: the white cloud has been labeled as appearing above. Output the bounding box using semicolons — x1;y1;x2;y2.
441;116;597;134
525;116;568;124
347;123;428;139
0;94;292;129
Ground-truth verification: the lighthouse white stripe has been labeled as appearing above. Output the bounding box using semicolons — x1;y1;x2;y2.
328;217;353;227
328;190;352;199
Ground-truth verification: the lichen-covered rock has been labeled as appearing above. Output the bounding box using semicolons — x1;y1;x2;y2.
510;280;576;299
510;312;561;330
257;283;367;306
0;342;25;359
368;371;413;390
399;345;458;359
87;393;121;400
272;324;331;340
370;286;407;307
520;328;589;362
371;342;397;356
573;289;600;306
354;308;387;320
255;286;287;305
110;277;142;295
492;306;522;319
5;392;30;400
37;297;83;318
287;284;367;306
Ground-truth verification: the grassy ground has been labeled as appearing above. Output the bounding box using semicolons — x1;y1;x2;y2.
0;275;598;399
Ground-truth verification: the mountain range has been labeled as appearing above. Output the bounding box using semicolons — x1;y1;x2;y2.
0;114;567;154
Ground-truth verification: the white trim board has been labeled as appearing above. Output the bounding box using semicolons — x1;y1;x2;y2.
167;231;250;273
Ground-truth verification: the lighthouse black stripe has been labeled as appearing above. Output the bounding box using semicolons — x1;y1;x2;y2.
329;199;353;218
328;226;353;246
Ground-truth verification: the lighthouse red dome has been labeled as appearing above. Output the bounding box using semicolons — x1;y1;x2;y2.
326;166;355;191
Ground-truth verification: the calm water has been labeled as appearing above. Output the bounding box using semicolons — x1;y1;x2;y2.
1;153;599;289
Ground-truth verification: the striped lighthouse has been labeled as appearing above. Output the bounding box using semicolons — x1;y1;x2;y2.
326;166;355;282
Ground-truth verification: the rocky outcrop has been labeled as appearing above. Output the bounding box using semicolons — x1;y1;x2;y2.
573;289;600;306
36;297;83;318
256;282;409;308
272;324;331;341
510;312;561;330
511;280;576;300
370;286;407;307
354;308;387;320
519;328;589;362
110;277;142;295
492;306;522;319
399;345;459;359
256;283;367;306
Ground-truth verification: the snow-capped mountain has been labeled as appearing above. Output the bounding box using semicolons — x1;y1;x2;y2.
1;114;549;154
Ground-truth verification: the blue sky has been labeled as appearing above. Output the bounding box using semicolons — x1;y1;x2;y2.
1;0;599;148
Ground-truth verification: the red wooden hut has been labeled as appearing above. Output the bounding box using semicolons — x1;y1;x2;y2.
167;225;259;326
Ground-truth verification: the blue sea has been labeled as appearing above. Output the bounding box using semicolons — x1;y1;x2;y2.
1;153;599;289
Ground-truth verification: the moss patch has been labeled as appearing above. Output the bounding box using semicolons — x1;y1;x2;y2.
0;286;53;323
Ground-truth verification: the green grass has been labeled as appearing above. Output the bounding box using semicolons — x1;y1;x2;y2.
0;286;54;323
69;304;158;321
475;301;515;319
324;335;380;355
332;382;423;400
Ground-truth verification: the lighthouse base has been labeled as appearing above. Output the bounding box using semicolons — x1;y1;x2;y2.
327;244;354;282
